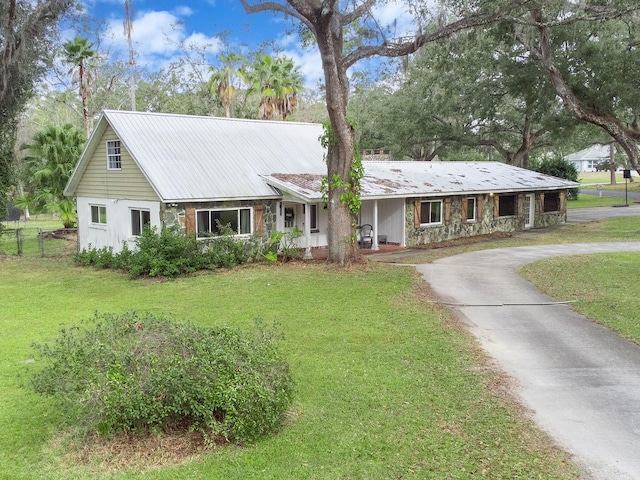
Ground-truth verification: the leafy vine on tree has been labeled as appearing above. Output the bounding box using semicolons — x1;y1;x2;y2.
320;120;363;221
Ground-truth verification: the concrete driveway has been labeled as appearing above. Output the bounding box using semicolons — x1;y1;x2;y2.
416;242;640;479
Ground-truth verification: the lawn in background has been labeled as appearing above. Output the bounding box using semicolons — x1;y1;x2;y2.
1;215;75;257
0;258;579;479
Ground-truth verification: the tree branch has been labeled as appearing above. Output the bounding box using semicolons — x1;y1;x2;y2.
343;0;533;68
239;0;315;33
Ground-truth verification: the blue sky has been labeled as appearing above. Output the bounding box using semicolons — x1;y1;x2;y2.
76;0;416;89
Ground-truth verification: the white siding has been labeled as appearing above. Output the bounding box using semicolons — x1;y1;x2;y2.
77;196;161;253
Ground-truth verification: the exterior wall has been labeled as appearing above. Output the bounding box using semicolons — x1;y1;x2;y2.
405;191;567;247
163;199;279;240
75;126;158;200
276;201;328;248
76;196;161;252
360;198;405;245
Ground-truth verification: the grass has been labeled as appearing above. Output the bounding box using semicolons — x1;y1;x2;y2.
520;253;640;345
579;171;640;194
1;215;74;257
0;258;579;479
383;216;640;265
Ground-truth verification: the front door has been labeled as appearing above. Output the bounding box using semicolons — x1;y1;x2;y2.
524;193;535;229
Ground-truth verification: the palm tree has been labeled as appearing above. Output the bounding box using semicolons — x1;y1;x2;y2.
17;124;85;228
63;37;95;139
272;56;303;121
209;53;243;117
240;54;304;121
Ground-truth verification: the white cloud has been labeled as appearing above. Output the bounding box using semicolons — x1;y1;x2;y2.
103;9;222;69
281;49;324;90
175;5;194;17
371;1;416;38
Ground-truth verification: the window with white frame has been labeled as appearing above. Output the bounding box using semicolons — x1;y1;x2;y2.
131;208;151;236
107;140;122;170
196;208;252;238
420;200;442;225
466;197;476;222
90;204;107;225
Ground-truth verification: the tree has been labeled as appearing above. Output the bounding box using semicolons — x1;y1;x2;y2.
124;0;136;111
241;0;535;265
240;53;304;121
17;123;84;227
532;156;579;200
63;37;96;139
519;3;640;173
209;53;243;118
357;23;577;167
0;0;76;221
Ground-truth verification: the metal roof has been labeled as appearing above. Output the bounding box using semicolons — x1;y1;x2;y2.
564;144;610;161
264;161;579;201
65;110;327;202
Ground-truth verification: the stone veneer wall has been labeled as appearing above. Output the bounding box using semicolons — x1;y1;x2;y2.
161;199;278;238
405;193;567;247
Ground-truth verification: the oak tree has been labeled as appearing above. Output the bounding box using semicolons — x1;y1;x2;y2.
240;0;533;265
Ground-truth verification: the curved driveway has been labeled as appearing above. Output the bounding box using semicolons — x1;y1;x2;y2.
416;242;640;479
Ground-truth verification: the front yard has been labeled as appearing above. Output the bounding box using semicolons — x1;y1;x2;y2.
0;256;578;479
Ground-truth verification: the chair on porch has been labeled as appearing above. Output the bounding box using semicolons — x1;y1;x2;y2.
358;224;374;249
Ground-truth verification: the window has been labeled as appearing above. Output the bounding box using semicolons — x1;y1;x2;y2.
131;209;151;236
90;205;107;225
310;204;318;232
544;192;560;212
107;140;122;170
196;208;251;237
420;200;442;225
498;194;516;216
466;197;476;222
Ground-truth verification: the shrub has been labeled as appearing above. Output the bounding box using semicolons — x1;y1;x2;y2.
28;312;294;444
534;156;580;200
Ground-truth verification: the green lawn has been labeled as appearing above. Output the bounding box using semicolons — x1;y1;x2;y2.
388;216;640;265
520;252;640;345
0;258;579;479
1;215;74;257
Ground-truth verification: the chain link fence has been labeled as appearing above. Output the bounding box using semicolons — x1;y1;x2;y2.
0;227;77;257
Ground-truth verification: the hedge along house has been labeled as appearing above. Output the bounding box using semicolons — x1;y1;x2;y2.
264;161;579;251
65;110;578;258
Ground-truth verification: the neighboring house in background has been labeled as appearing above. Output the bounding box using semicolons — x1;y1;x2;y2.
564;144;611;172
64;110;578;258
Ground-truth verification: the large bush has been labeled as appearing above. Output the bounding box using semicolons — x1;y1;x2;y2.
28;312;294;444
73;226;301;278
533;156;580;200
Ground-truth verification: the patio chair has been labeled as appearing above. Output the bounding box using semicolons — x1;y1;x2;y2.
359;224;373;249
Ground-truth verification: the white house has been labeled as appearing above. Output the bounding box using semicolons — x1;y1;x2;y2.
564;144;611;172
64;110;578;258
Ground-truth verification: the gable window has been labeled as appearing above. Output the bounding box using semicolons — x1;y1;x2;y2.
131;209;151;236
466;197;477;222
107;140;122;170
498;194;516;216
90;204;107;225
196;208;252;238
420;200;442;225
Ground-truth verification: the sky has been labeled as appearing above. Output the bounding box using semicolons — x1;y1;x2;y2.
76;0;417;89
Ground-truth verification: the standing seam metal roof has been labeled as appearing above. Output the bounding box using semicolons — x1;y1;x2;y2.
67;110;328;202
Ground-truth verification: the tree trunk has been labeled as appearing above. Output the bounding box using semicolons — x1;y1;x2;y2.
316;15;361;266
